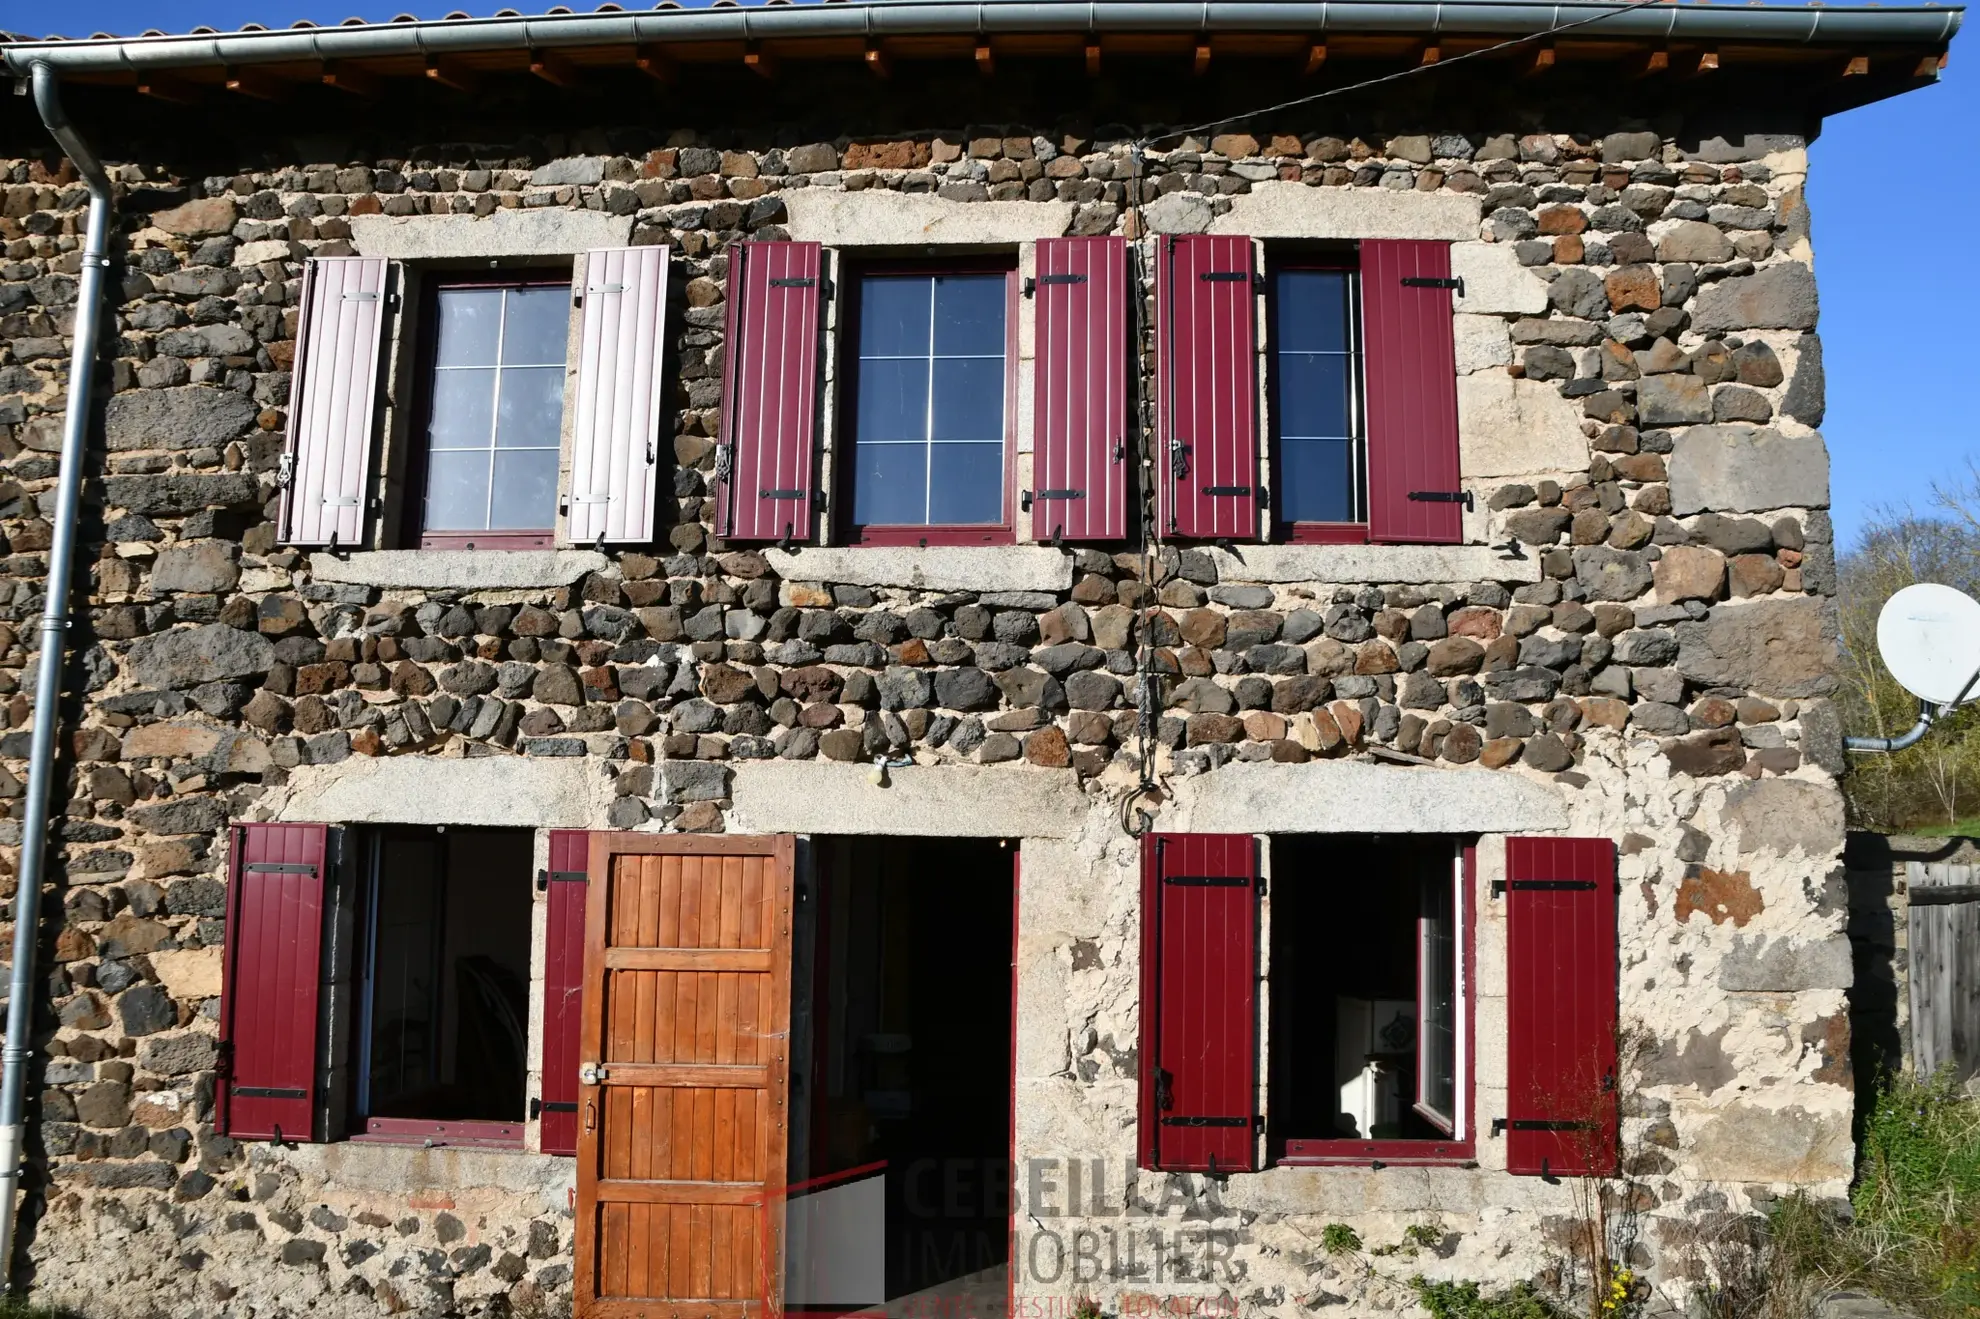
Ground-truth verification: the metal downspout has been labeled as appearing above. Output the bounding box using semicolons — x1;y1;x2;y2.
0;62;113;1283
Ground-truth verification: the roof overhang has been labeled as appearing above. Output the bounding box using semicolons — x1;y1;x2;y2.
0;1;1960;112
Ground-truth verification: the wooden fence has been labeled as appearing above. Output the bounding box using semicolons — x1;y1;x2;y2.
1907;860;1980;1083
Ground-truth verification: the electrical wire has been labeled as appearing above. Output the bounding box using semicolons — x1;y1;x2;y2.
1148;0;1681;148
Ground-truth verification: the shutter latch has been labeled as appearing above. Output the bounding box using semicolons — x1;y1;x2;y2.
1168;437;1190;481
277;452;294;489
1402;276;1465;295
712;445;733;484
1408;489;1474;511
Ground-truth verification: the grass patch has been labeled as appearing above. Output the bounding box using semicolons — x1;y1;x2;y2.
0;1299;81;1319
1893;818;1980;838
1411;1278;1565;1319
1769;1069;1980;1319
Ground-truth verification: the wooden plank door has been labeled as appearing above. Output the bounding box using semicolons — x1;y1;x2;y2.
575;834;796;1319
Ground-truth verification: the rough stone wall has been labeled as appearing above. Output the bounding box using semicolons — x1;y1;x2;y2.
0;105;1851;1318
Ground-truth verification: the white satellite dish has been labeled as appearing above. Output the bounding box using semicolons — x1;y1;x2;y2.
1877;583;1980;706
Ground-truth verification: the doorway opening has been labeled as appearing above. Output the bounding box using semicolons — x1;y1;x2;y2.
355;825;534;1142
792;836;1016;1316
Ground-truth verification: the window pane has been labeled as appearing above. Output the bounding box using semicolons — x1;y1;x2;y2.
495;366;566;449
427;367;496;451
931;275;1007;357
489;449;560;530
1276;352;1352;440
855;358;929;443
434;288;502;367
1280;439;1356;524
1275;269;1350;354
424;448;491;532
858;276;932;357
930;358;1006;443
928;443;1004;524
851;442;929;526
500;286;572;366
1419;867;1458;1128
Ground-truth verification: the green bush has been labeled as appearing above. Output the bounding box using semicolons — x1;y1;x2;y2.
1769;1069;1980;1319
1410;1278;1565;1319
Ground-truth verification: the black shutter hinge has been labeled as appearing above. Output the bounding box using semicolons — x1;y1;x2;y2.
530;1098;579;1118
769;276;815;288
538;869;587;891
1492;1118;1595;1135
1024;273;1087;297
1408;490;1474;511
1402;276;1465;295
1022;488;1085;512
1198;271;1248;284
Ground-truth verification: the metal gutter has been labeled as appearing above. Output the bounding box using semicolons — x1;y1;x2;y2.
1;0;1962;77
0;61;113;1285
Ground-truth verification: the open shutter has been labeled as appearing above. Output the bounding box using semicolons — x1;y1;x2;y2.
574;833;796;1314
1030;236;1129;542
568;247;671;546
218;822;328;1143
279;257;389;548
1138;833;1259;1173
1503;837;1618;1178
1363;240;1463;545
540;829;590;1157
716;241;822;544
1156;235;1258;541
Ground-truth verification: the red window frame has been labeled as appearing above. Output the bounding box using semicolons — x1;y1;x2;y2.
835;258;1019;547
1266;250;1370;546
404;268;573;551
1276;841;1477;1167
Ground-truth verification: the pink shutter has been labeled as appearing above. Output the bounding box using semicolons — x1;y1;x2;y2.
1363;240;1464;544
218;822;328;1143
716;240;822;543
1138;833;1259;1173
1156;235;1258;541
1031;236;1129;541
539;829;589;1156
1504;837;1619;1178
279;257;389;548
568;247;670;546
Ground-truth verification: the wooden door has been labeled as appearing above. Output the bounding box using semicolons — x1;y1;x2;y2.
575;834;796;1318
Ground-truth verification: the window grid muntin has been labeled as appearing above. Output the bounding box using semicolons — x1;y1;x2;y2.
1270;264;1367;527
851;272;1008;528
423;283;567;535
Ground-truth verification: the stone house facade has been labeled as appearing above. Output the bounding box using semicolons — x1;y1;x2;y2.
0;5;1959;1316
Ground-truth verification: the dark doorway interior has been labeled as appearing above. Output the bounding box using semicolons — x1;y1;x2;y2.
359;826;533;1128
805;836;1015;1302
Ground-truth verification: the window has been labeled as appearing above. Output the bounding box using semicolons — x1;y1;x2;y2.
1267;835;1471;1163
840;264;1015;544
354;827;533;1142
1269;261;1365;538
413;278;571;548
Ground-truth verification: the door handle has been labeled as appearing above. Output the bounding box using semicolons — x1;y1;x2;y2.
584;1099;597;1133
579;1062;610;1085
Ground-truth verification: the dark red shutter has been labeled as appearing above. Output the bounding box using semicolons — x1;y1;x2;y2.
1504;837;1619;1178
1156;235;1259;541
218;823;328;1143
716;240;822;543
539;829;589;1156
1138;833;1258;1172
1362;240;1463;545
1031;236;1129;541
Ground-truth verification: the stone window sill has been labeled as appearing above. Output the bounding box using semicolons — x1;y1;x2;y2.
763;545;1074;594
308;549;612;591
1204;544;1540;585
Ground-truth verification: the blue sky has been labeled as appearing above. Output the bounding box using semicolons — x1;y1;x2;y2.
9;0;1973;553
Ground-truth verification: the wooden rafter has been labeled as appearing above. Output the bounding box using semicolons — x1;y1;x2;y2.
975;41;995;75
321;61;380;96
424;57;478;92
1302;41;1327;75
1193;39;1212;76
224;65;284;99
1523;43;1556;77
744;42;777;78
864;40;890;76
136;73;201;104
530;48;577;86
1085;41;1102;76
635;44;673;81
